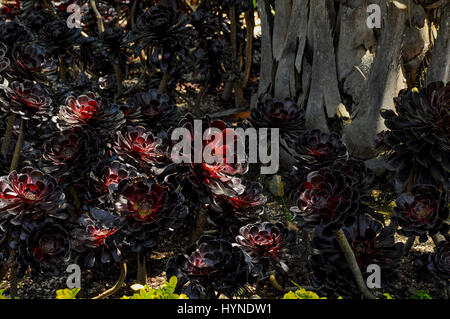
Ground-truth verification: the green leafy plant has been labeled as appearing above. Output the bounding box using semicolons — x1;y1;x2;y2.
56;288;81;299
282;288;326;299
282;282;326;299
410;290;432;299
121;276;188;299
0;289;10;299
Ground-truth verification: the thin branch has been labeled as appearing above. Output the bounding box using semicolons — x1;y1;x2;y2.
9;119;24;172
334;229;376;299
92;262;127;299
90;0;105;34
269;273;283;292
243;7;254;88
136;252;147;285
1;114;15;157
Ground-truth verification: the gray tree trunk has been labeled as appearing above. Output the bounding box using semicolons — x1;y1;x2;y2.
255;0;449;159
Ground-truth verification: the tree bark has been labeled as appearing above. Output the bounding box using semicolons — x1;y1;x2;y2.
256;0;448;159
425;2;449;84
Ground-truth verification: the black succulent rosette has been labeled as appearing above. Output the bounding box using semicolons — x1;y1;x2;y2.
0;167;66;230
8;41;57;84
209;180;266;237
330;159;376;200
20;7;53;32
37;19;83;65
0;20;33;47
125;5;197;78
392;184;449;242
290;168;360;234
171;114;249;201
0;80;53;121
251;98;305;139
56;92;125;138
113;125;170;170
71;207;123;268
282;165;308;199
113;176;188;253
286;129;348;172
88;159;140;205
380;81;450;193
236;222;298;274
427;240;450;285
128;89;179;131
309;213;404;299
99;26;129;66
178;7;231;88
166;235;256;298
38;129;104;184
11;217;71;278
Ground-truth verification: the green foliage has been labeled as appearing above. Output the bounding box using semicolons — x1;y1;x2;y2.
282;289;325;299
379;293;394;299
121;276;188;299
282;283;326;299
56;288;81;299
410;290;432;299
0;289;10;299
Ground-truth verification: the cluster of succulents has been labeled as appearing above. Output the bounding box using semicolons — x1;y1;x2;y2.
0;0;448;301
379;81;449;193
309;213;404;298
277;83;449;298
0;0;287;300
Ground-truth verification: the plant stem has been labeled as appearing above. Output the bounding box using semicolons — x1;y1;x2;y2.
243;7;254;88
221;81;234;101
58;57;67;83
113;63;123;101
301;230;311;262
69;186;81;210
234;80;246;107
92;262;127;299
189;207;208;244
432;233;445;246
128;0;138;28
9;119;24;172
269;273;283;292
158;71;170;94
90;0;105;34
136;252;147;285
334;229;376;299
9;264;17;298
403;236;416;256
1;114;15;157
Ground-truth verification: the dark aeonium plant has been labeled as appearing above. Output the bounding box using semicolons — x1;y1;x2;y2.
380;81;450;193
309;213;404;298
0;167;66;230
290;167;360;234
166;235;256;298
236;222;298;274
393;184;449;242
